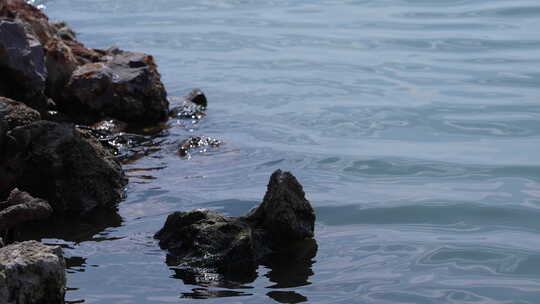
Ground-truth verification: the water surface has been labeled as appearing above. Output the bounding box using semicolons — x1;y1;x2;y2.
38;0;540;303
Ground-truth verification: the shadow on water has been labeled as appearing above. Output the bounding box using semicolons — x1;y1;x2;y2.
13;208;123;243
168;238;317;302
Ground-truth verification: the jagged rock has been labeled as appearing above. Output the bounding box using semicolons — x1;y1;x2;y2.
0;0;57;46
0;97;41;130
0;241;66;304
169;88;207;119
0;188;53;231
155;170;316;275
43;37;78;104
177;136;222;157
49;21;76;41
1;120;127;215
61;48;168;124
0;19;48;112
0;98;39;198
1;0;168;125
246;170;315;243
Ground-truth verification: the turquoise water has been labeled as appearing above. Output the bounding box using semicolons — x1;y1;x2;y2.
40;0;540;303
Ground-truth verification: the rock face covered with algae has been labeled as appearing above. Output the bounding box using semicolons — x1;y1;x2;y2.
155;170;316;275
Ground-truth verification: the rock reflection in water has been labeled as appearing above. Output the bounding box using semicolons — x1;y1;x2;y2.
168;239;317;301
267;291;308;304
65;256;87;273
14;208;122;243
263;238;317;289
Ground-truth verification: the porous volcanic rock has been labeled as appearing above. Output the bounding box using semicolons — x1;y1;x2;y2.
0;241;66;304
155;170;316;275
1;0;169;125
1;120;127;215
0;97;41;130
61;48;168;124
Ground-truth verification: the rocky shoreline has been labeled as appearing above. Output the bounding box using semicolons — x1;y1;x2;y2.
0;1;317;303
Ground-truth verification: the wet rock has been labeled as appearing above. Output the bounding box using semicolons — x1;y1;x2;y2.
2;121;127;215
0;240;66;304
169;88;207;119
0;188;53;232
157;209;259;274
61;48;168;124
246;170;316;243
0;19;48;112
177;136;222;158
155;170;316;276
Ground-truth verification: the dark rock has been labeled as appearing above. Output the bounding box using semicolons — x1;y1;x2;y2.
246;170;315;244
169;89;207;119
177;136;222;158
1;0;168;125
156;209;259;274
61;48;168;124
43;37;78;104
155;170;316;276
0;0;58;46
0;99;38;198
184;88;207;107
0;188;53;232
0;19;48;112
2;121;127;215
0;240;66;304
0;97;41;130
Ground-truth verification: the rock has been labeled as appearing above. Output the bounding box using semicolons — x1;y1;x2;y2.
0;19;48;112
0;98;38;198
0;0;57;46
0;188;53;232
61;48;169;124
169;88;207;119
246;170;315;243
43;37;79;104
177;136;222;158
1;121;127;215
0;240;66;304
155;170;316;276
49;21;76;41
156;209;259;274
0;97;41;130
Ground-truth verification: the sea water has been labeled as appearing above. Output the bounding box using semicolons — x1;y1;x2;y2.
39;0;540;303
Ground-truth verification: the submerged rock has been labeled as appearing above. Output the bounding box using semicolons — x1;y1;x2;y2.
177;136;222;158
155;170;316;276
169;88;207;119
0;241;66;304
1;120;127;215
